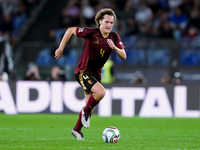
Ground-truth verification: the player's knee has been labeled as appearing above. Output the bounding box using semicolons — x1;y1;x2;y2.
94;89;106;101
99;89;106;100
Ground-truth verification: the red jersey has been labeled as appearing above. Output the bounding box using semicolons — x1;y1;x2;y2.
74;27;125;78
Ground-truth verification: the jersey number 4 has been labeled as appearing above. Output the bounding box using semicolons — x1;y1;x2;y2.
100;49;105;57
83;74;89;80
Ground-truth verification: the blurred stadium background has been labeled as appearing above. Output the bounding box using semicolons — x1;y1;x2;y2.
0;0;200;116
1;0;200;84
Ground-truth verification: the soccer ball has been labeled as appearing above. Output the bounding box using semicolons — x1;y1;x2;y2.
102;126;120;143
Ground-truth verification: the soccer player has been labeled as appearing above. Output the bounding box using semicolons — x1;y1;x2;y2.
55;8;126;140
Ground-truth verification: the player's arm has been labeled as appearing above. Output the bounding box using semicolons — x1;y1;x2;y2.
55;27;77;59
107;39;127;60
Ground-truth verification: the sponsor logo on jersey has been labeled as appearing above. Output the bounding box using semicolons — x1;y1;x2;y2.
78;28;84;32
94;40;99;44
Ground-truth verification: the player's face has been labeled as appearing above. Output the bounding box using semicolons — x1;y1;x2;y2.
99;14;115;35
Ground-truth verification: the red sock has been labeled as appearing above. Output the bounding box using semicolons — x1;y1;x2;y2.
84;94;99;113
74;110;83;131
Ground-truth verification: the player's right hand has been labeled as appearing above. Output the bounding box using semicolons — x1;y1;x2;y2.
55;49;63;59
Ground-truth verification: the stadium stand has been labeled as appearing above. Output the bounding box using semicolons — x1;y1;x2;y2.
2;0;200;84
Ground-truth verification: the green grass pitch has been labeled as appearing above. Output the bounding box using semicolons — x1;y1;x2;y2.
0;114;200;150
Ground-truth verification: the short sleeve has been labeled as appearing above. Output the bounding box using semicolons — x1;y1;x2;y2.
114;32;126;49
76;27;96;38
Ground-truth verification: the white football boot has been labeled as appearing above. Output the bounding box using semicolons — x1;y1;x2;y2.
71;128;85;140
81;108;90;129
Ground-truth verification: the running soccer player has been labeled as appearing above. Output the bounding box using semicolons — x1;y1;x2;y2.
55;8;126;140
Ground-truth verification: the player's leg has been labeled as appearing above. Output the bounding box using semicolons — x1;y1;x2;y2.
72;107;85;140
71;128;85;140
84;91;94;115
77;72;105;116
84;90;100;116
73;72;103;136
84;91;92;105
73;91;91;132
72;73;87;140
81;82;105;128
83;82;105;113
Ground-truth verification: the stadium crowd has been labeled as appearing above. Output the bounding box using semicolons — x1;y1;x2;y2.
1;0;200;82
0;0;40;80
53;0;200;43
40;0;200;70
0;0;40;45
1;0;200;47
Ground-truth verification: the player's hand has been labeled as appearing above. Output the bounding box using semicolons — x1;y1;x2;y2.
55;49;63;59
107;39;115;50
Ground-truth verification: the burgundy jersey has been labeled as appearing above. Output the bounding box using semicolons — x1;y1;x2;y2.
74;27;125;78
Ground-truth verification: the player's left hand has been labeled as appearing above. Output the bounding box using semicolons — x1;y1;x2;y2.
107;39;115;50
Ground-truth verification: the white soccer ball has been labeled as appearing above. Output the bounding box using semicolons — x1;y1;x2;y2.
102;126;120;143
